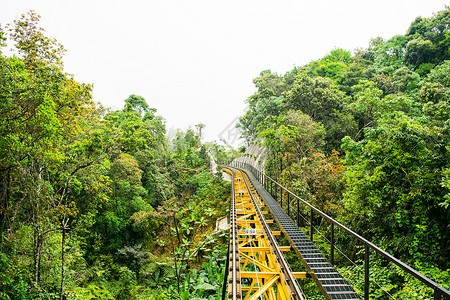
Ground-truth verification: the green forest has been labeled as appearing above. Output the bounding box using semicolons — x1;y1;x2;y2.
1;8;449;300
237;7;450;299
0;11;239;300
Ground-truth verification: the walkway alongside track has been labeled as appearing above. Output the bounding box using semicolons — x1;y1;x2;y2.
244;168;361;300
224;165;359;299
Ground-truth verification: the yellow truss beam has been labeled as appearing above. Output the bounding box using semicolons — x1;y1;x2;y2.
239;246;291;252
231;171;294;300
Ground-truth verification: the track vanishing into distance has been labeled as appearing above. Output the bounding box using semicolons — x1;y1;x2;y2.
222;166;359;300
223;167;305;300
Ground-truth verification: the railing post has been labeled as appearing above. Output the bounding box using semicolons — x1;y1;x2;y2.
365;244;369;300
310;207;313;242
296;197;300;227
330;223;334;266
274;182;277;202
287;191;290;217
275;158;278;182
280;187;283;210
279;184;282;207
269;179;272;196
271;180;274;198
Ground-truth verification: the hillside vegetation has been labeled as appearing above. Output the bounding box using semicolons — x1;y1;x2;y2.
0;12;237;299
0;8;449;300
237;7;450;298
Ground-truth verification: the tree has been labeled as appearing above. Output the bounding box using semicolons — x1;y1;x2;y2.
260;110;326;182
195;123;205;142
7;11;66;68
418;60;450;125
346;79;383;134
0;12;119;299
0;25;6;52
342;112;449;266
284;73;343;122
284;72;351;151
322;48;352;64
252;69;285;96
392;67;420;93
372;35;408;74
117;244;148;279
405;8;450;66
405;37;436;67
109;153;148;219
124;94;149;115
306;48;351;81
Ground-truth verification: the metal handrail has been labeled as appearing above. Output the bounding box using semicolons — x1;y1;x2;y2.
231;161;450;300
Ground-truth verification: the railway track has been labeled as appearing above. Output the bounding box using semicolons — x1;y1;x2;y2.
223;166;306;300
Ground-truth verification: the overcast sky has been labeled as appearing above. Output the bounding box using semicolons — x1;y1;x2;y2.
2;0;448;146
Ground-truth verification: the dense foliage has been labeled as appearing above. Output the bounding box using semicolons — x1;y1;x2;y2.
1;7;449;300
237;7;450;298
0;12;235;300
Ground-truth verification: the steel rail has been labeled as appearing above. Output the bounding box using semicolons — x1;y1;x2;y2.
226;167;241;299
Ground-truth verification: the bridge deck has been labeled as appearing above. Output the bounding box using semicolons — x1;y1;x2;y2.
245;170;361;300
224;167;305;300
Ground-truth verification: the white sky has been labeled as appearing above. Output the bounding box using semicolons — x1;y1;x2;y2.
2;0;448;145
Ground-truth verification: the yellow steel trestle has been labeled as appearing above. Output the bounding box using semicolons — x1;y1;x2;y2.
224;167;305;300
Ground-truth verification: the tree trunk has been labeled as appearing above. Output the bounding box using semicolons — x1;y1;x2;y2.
0;169;9;236
60;224;66;300
172;215;181;293
173;244;180;293
33;227;42;285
